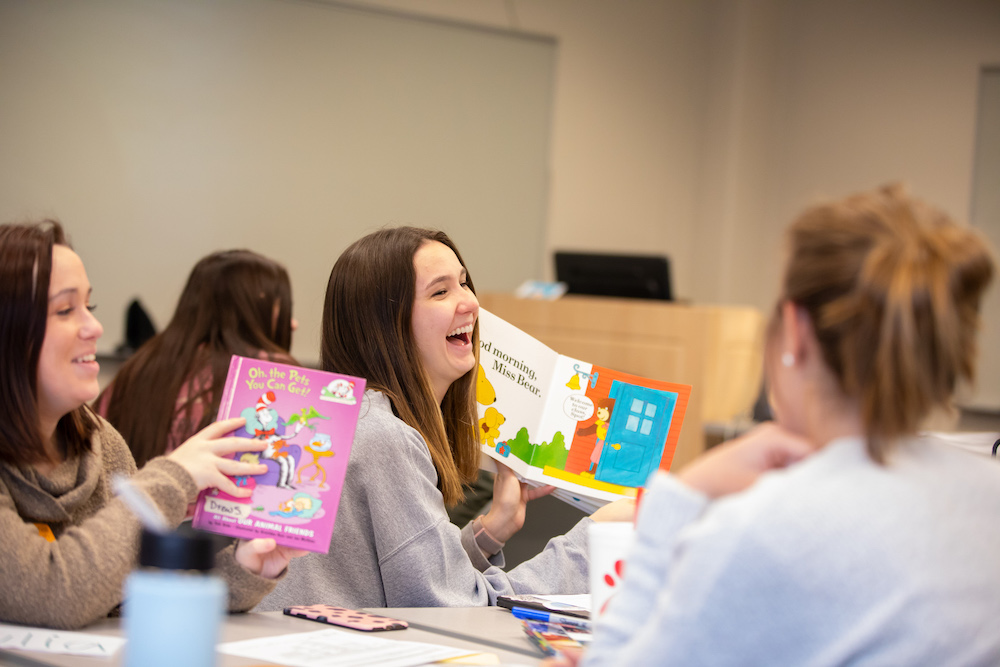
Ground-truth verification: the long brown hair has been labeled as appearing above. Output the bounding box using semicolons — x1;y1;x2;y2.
778;183;994;462
0;221;97;466
98;249;294;466
322;226;479;505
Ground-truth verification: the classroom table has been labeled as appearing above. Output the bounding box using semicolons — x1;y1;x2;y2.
0;608;542;667
376;607;541;660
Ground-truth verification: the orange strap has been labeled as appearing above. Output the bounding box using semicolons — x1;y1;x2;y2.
34;523;56;542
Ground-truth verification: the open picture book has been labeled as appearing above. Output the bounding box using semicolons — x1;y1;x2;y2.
477;309;691;513
192;356;366;552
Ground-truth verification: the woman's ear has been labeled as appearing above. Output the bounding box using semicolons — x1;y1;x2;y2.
780;301;816;367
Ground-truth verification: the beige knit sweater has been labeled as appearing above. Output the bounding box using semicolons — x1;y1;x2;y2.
0;416;278;629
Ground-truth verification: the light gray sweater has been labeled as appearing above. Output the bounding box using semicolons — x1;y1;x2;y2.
584;436;1000;666
258;390;591;609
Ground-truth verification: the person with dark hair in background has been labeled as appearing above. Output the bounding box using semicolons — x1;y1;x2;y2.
548;185;1000;666
259;226;634;610
0;222;304;629
97;249;296;468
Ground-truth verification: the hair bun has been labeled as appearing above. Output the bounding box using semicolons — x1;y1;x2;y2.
781;184;994;461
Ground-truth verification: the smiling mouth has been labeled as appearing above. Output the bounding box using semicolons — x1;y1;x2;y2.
73;354;97;363
447;323;474;345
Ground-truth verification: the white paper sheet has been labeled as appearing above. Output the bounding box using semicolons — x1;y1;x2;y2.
533;594;592;613
0;624;125;657
218;628;471;667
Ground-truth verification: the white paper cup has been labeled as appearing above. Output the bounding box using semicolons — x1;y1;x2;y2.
588;521;635;618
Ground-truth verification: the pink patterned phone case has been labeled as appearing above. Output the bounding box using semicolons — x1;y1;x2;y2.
283;604;409;632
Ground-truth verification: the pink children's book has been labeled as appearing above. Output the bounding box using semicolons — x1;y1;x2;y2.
191;355;365;553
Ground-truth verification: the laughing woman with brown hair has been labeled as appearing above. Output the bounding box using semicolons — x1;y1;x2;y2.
259;226;632;610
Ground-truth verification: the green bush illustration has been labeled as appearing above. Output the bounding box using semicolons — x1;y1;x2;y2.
503;427;569;470
507;427;534;462
532;430;569;469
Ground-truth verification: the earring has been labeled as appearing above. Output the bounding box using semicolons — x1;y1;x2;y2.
781;352;795;368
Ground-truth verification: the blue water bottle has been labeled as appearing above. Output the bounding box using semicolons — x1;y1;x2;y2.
123;529;227;667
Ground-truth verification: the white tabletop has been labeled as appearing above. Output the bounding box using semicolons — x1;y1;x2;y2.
0;608;541;667
372;606;540;659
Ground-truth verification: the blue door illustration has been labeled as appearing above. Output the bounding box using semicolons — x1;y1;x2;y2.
594;381;677;487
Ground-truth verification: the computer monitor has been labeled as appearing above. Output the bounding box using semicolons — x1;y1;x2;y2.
554;251;673;301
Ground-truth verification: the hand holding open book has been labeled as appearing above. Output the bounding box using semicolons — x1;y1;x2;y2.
476;309;691;512
479;464;556;542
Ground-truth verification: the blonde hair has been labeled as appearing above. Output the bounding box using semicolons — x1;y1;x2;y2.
780;184;994;462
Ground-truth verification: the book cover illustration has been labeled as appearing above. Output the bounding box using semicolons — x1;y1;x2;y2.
192;355;366;553
476;309;691;511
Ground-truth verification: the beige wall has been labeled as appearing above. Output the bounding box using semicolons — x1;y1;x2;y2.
697;0;1000;406
0;0;559;365
5;0;1000;402
357;0;1000;301
352;0;715;298
732;0;1000;307
356;0;1000;405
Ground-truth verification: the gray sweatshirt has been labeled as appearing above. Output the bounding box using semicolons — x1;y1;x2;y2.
258;390;591;609
584;436;1000;665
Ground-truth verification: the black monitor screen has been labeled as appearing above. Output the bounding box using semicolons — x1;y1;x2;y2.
554;252;673;301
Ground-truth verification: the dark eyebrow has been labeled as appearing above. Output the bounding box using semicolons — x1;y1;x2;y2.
423;269;466;291
48;286;92;302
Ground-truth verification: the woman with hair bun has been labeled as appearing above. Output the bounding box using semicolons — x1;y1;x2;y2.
557;185;1000;666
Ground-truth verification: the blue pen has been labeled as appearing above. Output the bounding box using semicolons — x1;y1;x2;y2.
511;606;592;632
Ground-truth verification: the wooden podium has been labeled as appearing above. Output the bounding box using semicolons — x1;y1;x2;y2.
478;293;765;470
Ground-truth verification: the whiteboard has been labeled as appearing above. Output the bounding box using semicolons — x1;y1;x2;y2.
0;0;555;364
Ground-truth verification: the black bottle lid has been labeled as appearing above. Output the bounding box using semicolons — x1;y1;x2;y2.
139;529;215;572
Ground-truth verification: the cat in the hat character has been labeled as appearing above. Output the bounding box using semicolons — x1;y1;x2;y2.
243;391;298;489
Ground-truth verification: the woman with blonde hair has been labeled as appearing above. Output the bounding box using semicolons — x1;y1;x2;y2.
561;185;1000;665
259;226;631;609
